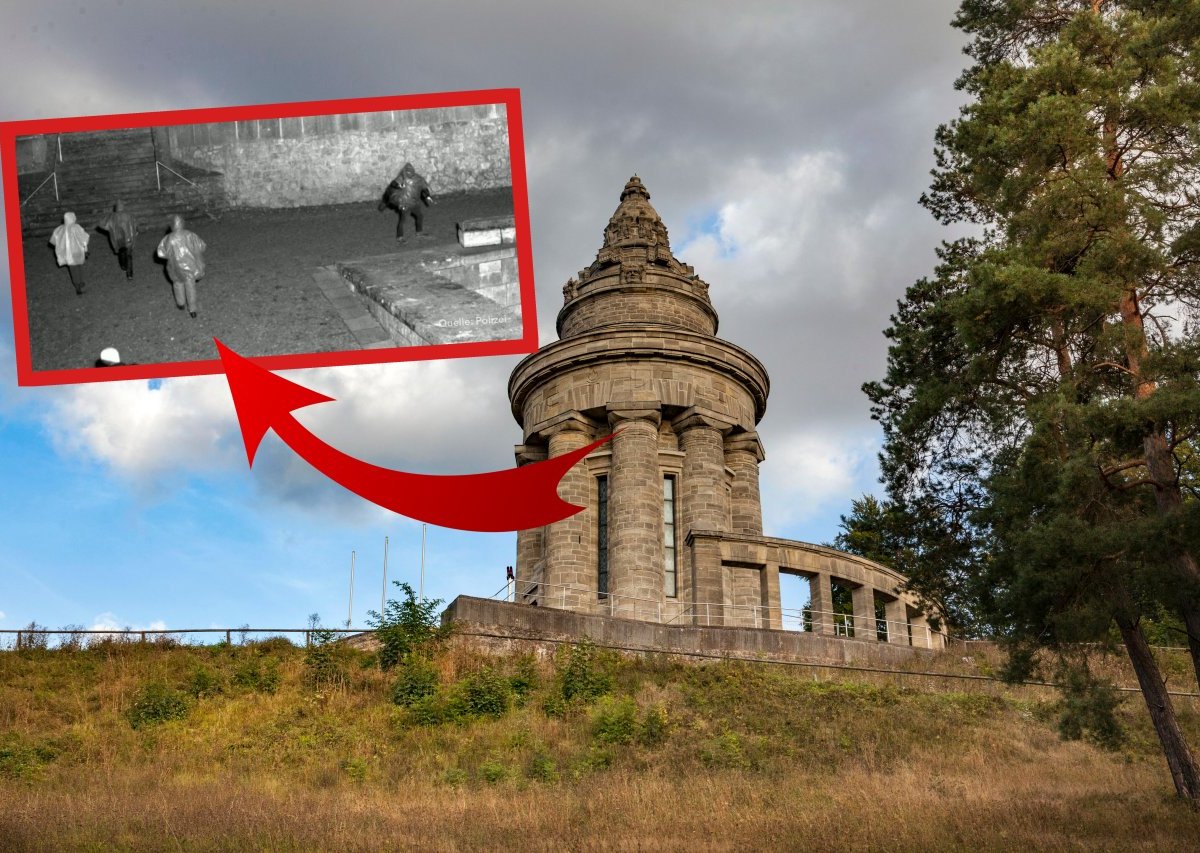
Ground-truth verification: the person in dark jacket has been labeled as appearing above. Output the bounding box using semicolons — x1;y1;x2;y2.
377;162;434;240
97;200;138;280
156;214;207;318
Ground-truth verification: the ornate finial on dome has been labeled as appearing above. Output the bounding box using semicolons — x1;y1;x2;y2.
601;175;670;254
555;174;720;338
620;174;651;202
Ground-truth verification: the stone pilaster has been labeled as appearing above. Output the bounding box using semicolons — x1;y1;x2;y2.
883;598;909;645
607;404;663;620
851;584;876;641
513;444;548;601
725;432;765;536
728;566;762;628
809;573;835;636
687;533;724;626
909;611;932;649
674;408;733;620
760;563;782;629
542;414;595;611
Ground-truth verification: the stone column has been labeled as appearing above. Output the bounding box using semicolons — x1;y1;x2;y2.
674;408;732;623
687;533;723;625
607;404;663;621
851;584;876;642
809;573;835;636
725;432;765;536
542;415;595;612
909;612;932;649
884;598;909;646
513;443;547;602
760;563;782;630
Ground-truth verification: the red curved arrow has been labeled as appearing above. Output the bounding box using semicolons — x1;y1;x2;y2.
214;339;612;532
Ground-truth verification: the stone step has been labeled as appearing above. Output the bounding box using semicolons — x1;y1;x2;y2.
457;215;516;248
19;194;213;238
57;129;156;166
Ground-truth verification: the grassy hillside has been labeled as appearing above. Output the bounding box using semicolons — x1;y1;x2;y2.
2;634;1199;851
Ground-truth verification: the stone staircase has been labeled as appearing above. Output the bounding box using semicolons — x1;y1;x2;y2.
16;128;224;238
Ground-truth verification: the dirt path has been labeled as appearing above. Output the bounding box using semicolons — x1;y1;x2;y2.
20;188;514;373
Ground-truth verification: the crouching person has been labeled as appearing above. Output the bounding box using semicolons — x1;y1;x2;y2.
49;211;90;295
378;162;433;240
156;214;207;318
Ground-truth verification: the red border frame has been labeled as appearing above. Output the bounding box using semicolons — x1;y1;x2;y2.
1;88;537;386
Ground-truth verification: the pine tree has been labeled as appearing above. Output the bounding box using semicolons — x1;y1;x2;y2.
831;493;987;636
866;0;1200;802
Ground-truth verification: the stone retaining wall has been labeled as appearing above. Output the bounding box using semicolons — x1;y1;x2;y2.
441;595;934;668
173;111;510;208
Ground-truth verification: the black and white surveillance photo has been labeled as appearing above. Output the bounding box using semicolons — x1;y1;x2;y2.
13;101;523;377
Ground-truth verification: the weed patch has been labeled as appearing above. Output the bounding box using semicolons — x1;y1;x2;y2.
126;682;189;729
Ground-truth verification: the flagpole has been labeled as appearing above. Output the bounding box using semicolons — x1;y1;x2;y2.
419;524;427;602
347;550;356;628
382;535;389;615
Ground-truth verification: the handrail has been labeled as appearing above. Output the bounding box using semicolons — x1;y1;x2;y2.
155;160;199;191
489;578;936;647
2;626;368;650
20;171;58;207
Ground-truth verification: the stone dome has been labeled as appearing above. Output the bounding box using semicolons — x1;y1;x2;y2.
556;176;719;339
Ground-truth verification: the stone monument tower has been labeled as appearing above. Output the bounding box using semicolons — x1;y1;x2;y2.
508;176;942;647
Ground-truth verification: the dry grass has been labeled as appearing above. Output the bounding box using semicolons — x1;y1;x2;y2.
1;638;1198;851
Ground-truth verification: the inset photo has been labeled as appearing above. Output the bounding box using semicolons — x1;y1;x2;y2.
1;90;534;385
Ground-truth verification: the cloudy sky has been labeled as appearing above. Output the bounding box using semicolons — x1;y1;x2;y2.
0;0;971;636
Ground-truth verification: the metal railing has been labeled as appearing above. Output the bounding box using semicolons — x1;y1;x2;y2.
155;160;198;191
488;579;937;648
490;578;684;623
156;160;221;222
20;171;58;207
0;626;369;651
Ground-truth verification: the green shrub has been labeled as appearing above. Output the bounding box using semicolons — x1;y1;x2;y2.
479;761;510;783
407;694;449;727
638;704;669;747
456;667;512;719
509;655;540;706
304;626;348;690
186;665;222;699
0;735;59;782
558;639;612;704
541;693;567;719
526;752;558;783
591;696;639;745
342;757;369;783
700;731;750;769
441;767;468;786
1058;668;1125;750
391;657;440;707
570;746;613;777
251;636;296;655
367;582;451;671
233;657;281;694
126;682;189;729
17;622;49;651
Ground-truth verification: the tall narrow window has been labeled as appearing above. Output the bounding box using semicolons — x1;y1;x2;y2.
664;475;677;598
597;476;609;598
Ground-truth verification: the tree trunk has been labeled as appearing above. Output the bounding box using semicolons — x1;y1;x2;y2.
1117;291;1200;687
1115;612;1200;804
